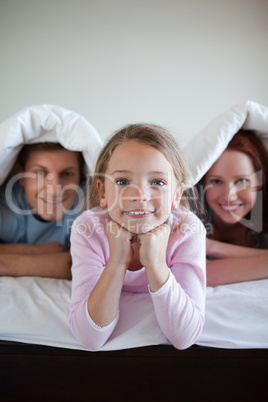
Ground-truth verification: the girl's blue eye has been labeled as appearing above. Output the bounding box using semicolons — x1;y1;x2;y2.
115;179;128;186
36;170;45;176
152;180;165;186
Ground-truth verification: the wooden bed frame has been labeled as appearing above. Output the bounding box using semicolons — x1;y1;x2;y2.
1;341;267;401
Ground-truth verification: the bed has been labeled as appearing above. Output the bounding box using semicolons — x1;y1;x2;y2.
1;102;268;401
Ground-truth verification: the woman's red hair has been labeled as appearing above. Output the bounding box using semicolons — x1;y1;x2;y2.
226;130;268;187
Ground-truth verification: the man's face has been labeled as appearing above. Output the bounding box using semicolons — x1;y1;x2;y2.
19;149;81;221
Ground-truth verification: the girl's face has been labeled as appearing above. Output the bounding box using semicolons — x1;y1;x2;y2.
19;149;81;221
204;150;258;225
97;140;182;234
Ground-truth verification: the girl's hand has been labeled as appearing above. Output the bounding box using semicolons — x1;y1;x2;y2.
107;220;134;269
138;224;170;269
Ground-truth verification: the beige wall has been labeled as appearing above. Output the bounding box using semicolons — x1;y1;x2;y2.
1;0;268;143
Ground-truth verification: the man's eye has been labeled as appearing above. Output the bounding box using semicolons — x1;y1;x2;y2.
115;179;129;186
211;179;222;185
62;172;73;178
152;180;165;186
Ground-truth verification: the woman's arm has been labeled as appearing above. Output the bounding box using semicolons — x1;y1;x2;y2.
0;251;72;279
206;238;268;259
206;238;268;286
206;254;268;287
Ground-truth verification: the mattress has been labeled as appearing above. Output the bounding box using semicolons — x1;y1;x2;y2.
1;276;267;350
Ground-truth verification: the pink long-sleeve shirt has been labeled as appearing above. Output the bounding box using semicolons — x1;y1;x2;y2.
69;207;206;350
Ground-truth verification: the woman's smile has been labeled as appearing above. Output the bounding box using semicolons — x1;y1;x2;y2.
219;203;243;212
204;150;258;225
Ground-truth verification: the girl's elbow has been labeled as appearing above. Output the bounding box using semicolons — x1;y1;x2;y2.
171;335;198;350
171;316;205;350
70;326;107;351
82;341;105;351
69;316;110;351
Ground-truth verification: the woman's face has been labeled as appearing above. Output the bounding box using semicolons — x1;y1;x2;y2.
204;150;259;225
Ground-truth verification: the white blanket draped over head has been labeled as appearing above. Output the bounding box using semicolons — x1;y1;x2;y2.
183;100;268;186
0;101;268;351
0;104;103;185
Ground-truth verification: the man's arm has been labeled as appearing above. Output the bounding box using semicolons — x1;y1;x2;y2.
0;251;72;279
0;242;67;255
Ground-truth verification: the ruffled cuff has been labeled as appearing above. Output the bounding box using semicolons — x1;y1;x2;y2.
148;270;171;297
85;303;119;331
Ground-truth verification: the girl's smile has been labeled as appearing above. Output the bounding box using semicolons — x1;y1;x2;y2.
97;140;182;234
123;209;155;217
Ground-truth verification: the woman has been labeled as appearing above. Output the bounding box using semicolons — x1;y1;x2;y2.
200;130;268;286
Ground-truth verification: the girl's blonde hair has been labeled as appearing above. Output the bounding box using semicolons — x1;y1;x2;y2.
89;123;192;211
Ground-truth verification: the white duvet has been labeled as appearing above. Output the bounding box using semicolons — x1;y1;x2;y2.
0;104;103;185
0;101;267;350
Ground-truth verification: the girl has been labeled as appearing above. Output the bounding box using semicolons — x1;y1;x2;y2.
201;130;268;286
69;124;206;350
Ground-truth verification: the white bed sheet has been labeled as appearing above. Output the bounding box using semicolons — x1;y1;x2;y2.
1;276;267;350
